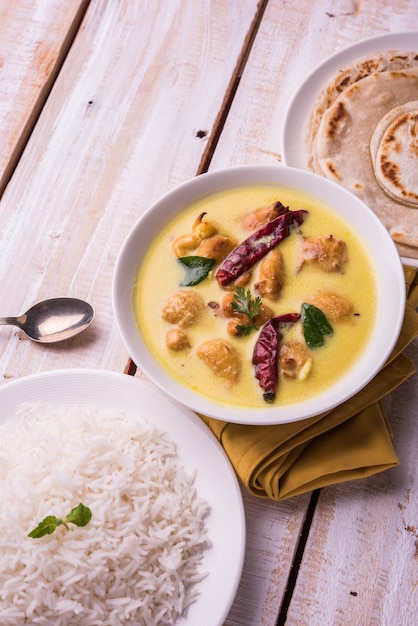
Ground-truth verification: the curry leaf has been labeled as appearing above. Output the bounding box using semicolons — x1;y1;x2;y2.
301;303;333;349
178;256;216;286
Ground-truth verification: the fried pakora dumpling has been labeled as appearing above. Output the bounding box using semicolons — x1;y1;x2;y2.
172;212;218;257
307;291;354;322
165;328;191;350
196;339;241;384
279;341;313;380
196;234;237;264
254;248;285;301
162;290;204;327
298;234;348;273
241;200;288;230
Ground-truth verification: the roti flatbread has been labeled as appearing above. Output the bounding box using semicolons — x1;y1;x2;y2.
306;51;418;259
307;50;418;164
371;101;418;207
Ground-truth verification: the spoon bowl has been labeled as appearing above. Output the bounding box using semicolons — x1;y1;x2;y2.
0;298;95;343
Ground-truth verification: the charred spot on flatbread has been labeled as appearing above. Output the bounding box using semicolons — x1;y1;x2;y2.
372;103;418;206
305;50;418;257
380;158;402;187
325;102;348;141
322;159;341;181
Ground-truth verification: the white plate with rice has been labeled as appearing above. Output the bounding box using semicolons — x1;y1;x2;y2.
0;369;245;626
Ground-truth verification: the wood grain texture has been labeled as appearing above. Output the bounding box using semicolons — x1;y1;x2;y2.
224;489;310;626
0;0;261;378
0;0;90;193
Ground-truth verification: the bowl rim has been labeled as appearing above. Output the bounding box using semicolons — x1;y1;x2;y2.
112;164;406;425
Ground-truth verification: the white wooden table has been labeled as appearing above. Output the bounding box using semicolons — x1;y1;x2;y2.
0;2;417;624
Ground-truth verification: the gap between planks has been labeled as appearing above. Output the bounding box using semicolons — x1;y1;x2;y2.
0;0;92;198
196;0;270;176
276;489;320;625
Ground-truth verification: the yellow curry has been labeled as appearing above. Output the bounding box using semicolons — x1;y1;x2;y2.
132;184;376;410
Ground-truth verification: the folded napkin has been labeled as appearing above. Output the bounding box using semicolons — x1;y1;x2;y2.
201;267;418;500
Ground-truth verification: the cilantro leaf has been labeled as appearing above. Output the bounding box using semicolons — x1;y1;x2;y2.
231;287;262;334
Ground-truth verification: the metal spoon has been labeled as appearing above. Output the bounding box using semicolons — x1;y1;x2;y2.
0;298;95;343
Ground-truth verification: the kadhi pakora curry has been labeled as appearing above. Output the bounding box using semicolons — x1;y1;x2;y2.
132;184;376;410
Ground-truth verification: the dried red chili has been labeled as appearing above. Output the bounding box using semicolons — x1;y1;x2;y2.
252;313;301;402
215;209;307;286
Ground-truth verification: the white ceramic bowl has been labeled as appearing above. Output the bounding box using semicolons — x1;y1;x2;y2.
112;165;405;425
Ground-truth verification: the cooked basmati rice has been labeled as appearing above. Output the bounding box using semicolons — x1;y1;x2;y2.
0;404;210;625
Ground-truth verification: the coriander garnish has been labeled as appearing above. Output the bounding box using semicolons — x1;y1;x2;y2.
28;503;92;539
231;287;262;335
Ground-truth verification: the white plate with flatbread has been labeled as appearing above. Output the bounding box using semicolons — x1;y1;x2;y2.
282;31;418;268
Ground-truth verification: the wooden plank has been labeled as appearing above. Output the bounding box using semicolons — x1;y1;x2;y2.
224;489;310;626
206;0;418;623
0;0;90;193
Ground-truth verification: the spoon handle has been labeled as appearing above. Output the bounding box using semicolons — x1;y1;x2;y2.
0;317;19;326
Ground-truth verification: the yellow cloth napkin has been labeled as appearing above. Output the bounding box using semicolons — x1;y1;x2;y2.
201;267;418;500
